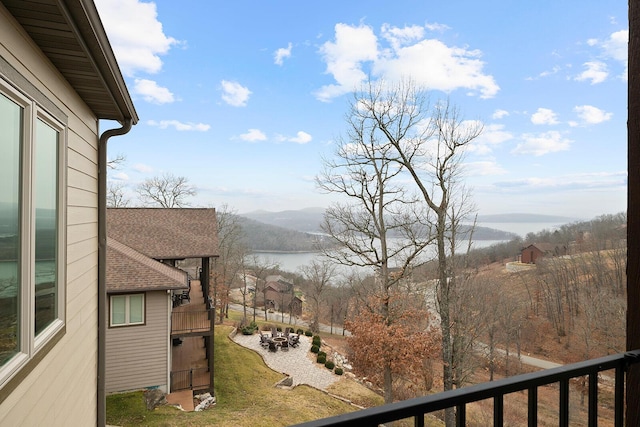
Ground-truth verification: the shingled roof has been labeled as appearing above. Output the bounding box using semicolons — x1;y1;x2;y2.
107;238;188;293
107;208;219;260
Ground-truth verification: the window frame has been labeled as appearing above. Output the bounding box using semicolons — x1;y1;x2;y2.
109;293;146;327
0;73;67;391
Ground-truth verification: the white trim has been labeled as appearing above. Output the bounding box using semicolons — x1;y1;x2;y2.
109;294;145;327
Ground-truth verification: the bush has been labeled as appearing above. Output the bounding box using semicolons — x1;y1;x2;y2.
312;336;322;346
296;328;304;335
277;326;282;332
310;345;320;353
325;361;335;370
316;354;327;364
334;367;343;375
241;326;254;335
305;330;313;336
317;351;326;358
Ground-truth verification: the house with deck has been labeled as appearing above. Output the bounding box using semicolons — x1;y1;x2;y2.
105;238;189;393
0;1;138;425
107;207;219;394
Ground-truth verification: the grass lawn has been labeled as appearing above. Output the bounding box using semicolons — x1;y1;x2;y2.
106;324;362;426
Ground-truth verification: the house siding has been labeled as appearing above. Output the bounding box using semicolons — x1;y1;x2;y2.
106;291;170;393
0;6;100;426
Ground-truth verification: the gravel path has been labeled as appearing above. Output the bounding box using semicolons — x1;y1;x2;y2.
232;333;340;390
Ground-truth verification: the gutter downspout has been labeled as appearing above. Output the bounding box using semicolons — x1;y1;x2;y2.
97;119;133;427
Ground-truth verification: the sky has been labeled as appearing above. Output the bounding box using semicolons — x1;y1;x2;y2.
96;0;628;220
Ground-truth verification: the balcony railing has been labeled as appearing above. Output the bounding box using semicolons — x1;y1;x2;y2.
293;350;640;427
171;311;212;336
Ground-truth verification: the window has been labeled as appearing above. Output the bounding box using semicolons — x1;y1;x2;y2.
110;294;145;326
0;76;66;386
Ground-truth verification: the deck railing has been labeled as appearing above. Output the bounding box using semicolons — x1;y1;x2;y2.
170;368;210;392
293;350;640;427
171;311;211;336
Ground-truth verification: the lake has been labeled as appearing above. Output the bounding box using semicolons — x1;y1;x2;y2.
255;239;509;276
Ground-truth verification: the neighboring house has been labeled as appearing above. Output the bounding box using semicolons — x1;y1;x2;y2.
520;243;566;264
263;278;302;316
106;239;188;394
107;208;219;394
0;1;138;426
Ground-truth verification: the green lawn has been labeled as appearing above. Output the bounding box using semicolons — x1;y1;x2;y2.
106;325;358;426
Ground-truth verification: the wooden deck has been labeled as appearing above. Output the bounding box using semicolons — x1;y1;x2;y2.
170;280;212;392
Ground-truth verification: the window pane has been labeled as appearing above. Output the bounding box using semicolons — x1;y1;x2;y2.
129;295;144;324
34;119;58;336
111;296;126;325
0;93;22;366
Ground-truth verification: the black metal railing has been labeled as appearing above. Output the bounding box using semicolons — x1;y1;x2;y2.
171;311;211;335
170;368;210;392
293;350;640;427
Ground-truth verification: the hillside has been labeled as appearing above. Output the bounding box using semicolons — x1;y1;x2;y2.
236;216;321;252
241;208;517;243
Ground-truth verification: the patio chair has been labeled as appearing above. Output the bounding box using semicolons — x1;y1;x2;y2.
268;342;278;352
289;335;299;348
280;340;289;351
271;327;278;338
284;327;291;336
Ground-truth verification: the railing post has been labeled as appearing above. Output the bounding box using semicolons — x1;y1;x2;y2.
559;379;569;426
494;395;503;426
588;373;597;427
528;387;537;427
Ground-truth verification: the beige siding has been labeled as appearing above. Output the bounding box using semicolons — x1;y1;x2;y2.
0;7;100;426
106;291;170;393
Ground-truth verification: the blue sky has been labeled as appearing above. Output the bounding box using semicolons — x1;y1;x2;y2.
97;0;628;220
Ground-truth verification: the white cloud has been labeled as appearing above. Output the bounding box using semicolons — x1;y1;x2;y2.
531;108;559;125
315;24;379;101
240;129;267;142
147;119;210;131
221;80;252;107
492;109;509;120
314;23;499;102
602;30;628;63
492;171;627;192
134;79;175;104
468;123;513;155
274;42;293;65
288;131;313;144
512;131;572;156
425;22;451;32
133;163;153;173
575;61;609;84
573;105;613;125
112;172;129;181
464;160;507;176
95;0;178;77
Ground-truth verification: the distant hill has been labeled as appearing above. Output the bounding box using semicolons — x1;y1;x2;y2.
236;216;322;252
241;207;325;233
477;213;579;223
239;208;517;250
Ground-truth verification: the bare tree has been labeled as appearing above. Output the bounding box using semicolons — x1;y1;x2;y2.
213;205;248;324
106;181;130;207
107;153;126;170
299;259;336;333
136;172;197;207
316;81;435;405
356;79;482;425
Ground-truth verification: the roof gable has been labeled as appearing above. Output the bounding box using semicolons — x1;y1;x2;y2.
107;238;188;293
107;208;219;259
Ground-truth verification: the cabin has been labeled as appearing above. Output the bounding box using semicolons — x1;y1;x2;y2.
0;1;138;425
520;242;566;264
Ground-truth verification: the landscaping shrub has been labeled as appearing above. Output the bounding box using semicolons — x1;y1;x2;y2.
316;354;327;364
334;367;343;375
310;345;320;353
324;361;335;370
296;328;304;335
312;336;321;346
305;330;313;336
317;351;326;358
